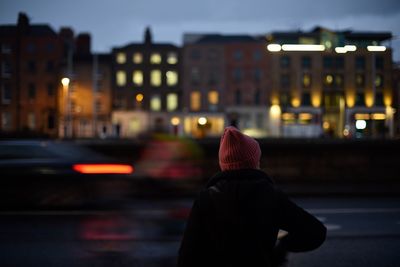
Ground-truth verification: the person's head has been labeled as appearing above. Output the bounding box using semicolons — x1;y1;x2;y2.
218;126;261;171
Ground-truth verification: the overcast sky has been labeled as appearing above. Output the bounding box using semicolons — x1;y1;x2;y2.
1;0;400;61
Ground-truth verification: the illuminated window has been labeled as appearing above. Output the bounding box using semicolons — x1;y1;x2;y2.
136;93;144;102
167;52;178;64
132;71;143;86
1;112;12;130
375;74;383;88
208;90;219;105
166;71;178;86
190;91;201;111
116;71;126;86
335;75;343;87
303;74;311;88
355;74;365;87
150;53;161;64
27;112;35;129
324;74;333;85
133;53;143;64
150;95;161;111
116;52;126;64
166;93;178;111
151;70;162;87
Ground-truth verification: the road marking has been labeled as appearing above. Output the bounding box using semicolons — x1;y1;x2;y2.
325;224;342;231
308;208;400;214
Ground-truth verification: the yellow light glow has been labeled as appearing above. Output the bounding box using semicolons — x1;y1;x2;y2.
371;113;386;120
150;53;162;64
367;46;386;52
270;105;281;118
267;44;282;52
282;113;295;120
198;117;207;126
325;75;333;84
116;52;126;64
343;128;350;137
133;71;143;86
150;95;161;111
299;113;313;120
384;93;392;107
208;90;219;105
191;91;201;111
150;70;162;87
61;77;70;87
171;117;180;126
133;53;143;64
166;93;178;111
116;71;126;86
281;44;325;51
355;113;370;120
167;52;178;64
311;92;321;108
323;121;330;130
136;93;144;102
291;97;301;108
346;93;355;108
365;92;374;107
166;71;178;86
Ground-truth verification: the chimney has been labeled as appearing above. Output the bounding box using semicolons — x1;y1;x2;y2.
17;12;30;34
75;33;91;56
144;26;152;45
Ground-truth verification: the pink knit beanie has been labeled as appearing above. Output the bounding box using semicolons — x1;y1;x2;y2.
218;126;261;171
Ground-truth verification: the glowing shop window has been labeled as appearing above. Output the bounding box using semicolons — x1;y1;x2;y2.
167;52;178;64
116;52;126;64
151;70;162;87
116;71;126;86
133;53;143;64
166;71;178;86
150;53;162;64
150;95;161;111
167;93;178;111
208;90;219;105
132;71;143;86
191;91;201;111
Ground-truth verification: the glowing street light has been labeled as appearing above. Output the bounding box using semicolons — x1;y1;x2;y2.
61;77;70;88
198;117;207;126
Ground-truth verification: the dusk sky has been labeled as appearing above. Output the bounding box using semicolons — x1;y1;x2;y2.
1;0;400;60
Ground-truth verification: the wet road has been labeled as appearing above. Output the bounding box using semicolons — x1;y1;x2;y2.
0;197;399;267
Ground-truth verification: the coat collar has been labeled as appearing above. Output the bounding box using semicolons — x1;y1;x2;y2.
205;168;274;188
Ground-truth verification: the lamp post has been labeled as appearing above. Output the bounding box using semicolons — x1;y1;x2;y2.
61;77;70;138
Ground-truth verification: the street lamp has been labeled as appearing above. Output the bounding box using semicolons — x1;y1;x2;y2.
61;77;70;138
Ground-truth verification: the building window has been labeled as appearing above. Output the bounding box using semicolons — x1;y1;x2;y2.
375;56;384;70
116;71;126;86
133;53;143;64
235;90;241;105
254;89;260;105
27;43;36;53
233;68;242;82
166;71;178;86
302;74;311;88
355;74;365;88
280;56;291;68
191;68;200;84
254;69;262;82
2;61;12;77
47;114;55;129
335;74;344;87
280;92;290;107
1;43;11;54
46;61;54;72
150;95;162;111
302;92;311;106
132;71;143;86
208;70;218;85
166;93;178;111
47;83;54;97
150;70;162;87
27;112;36;130
253;50;262;61
150;53;162;64
207;49;218;60
355;56;365;70
28;83;36;99
1;83;11;104
191;50;201;60
375;74;383;88
355;92;364;106
301;56;311;69
27;61;36;73
323;57;333;69
280;74;290;89
190;91;201;111
208;90;219;110
116;52;126;64
167;52;178;64
1;112;12;130
234;50;243;61
375;92;384;106
335;57;344;69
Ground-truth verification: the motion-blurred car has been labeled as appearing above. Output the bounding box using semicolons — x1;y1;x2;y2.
0;140;135;210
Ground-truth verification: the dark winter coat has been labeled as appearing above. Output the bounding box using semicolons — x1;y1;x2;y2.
177;168;326;267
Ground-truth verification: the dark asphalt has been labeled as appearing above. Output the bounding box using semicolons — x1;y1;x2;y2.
0;197;399;267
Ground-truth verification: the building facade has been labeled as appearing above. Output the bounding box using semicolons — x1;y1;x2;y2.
266;27;394;138
111;28;181;137
0;13;63;137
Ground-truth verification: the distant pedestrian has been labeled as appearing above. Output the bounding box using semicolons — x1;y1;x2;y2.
178;126;326;267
